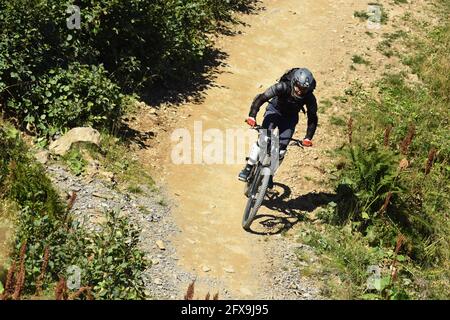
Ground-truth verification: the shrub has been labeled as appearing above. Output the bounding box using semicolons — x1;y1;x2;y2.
0;0;257;137
5;63;123;137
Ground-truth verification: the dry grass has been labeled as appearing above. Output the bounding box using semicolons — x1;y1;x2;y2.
384;125;392;147
400;124;415;155
67;191;77;211
12;241;27;300
347;117;353;144
379;191;393;215
55;276;68;300
184;280;219;300
69;286;94;300
35;246;50;296
424;147;437;175
0;261;16;300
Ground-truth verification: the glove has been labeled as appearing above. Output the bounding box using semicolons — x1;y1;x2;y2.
246;117;256;127
302;138;313;147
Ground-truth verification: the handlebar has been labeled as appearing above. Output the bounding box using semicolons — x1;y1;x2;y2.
246;122;303;148
289;138;304;147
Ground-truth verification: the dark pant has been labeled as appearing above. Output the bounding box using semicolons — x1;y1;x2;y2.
261;104;299;150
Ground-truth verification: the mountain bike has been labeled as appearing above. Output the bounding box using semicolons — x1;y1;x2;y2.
242;125;303;230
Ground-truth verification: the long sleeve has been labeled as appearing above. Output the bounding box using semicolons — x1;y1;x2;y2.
248;82;288;118
305;93;318;140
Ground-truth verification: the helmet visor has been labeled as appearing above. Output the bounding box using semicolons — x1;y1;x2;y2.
292;82;308;97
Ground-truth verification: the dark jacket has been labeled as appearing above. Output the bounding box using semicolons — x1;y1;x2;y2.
248;69;318;140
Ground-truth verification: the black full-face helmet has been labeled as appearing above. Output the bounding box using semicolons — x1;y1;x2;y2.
291;68;314;98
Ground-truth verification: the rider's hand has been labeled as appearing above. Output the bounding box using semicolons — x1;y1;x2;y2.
246;117;256;127
302;138;313;147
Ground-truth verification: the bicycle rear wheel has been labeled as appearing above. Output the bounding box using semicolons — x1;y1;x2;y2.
242;166;271;230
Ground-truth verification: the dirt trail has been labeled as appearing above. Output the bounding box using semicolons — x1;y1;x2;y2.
138;0;370;299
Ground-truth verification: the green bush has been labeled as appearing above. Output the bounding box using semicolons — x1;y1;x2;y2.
65;210;147;300
6;63;123;136
334;144;403;225
0;0;257;137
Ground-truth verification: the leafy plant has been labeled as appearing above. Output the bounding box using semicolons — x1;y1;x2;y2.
5;63;123;137
64;210;148;300
62;147;88;176
0;0;258;138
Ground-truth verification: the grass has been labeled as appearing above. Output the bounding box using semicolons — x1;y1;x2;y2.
98;133;155;192
295;0;450;300
332;95;348;103
329;115;347;127
55;131;156;193
377;31;408;57
158;198;168;207
320;99;333;113
377;40;395;57
296;224;387;299
127;185;144;194
354;10;370;21
352;54;370;65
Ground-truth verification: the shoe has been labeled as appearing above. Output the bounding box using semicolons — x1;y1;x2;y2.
238;164;254;181
268;175;274;189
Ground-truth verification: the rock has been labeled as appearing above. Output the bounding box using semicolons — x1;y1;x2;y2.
202;265;211;272
35;150;49;164
399;158;409;170
151;259;160;266
224;267;235;273
49;127;101;156
156;240;166;250
153;278;163;285
92;192;113;200
240;287;253;296
186;238;196;245
99;170;115;183
89;160;100;171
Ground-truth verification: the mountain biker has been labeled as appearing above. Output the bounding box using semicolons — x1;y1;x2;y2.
238;67;318;187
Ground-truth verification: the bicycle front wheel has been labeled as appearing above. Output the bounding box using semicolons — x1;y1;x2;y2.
242;166;271;230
